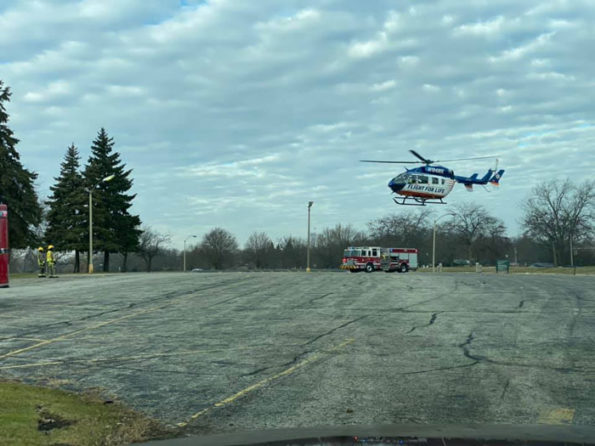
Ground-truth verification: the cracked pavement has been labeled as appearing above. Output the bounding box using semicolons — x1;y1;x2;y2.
0;272;594;435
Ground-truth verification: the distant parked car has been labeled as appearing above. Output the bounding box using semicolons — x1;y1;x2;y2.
191;268;204;272
452;259;471;266
529;262;554;268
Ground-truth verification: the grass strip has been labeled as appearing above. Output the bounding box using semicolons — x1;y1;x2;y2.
0;379;175;446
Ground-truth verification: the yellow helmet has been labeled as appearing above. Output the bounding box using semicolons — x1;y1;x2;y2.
48;245;54;250
38;247;44;252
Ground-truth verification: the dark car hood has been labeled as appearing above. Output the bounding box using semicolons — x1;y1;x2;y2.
142;423;595;445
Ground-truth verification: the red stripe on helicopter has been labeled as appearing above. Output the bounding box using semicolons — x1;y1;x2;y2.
399;190;444;199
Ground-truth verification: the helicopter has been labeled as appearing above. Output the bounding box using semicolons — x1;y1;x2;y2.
360;150;505;206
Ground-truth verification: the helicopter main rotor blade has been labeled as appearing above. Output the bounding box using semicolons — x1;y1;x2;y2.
409;149;433;164
360;160;419;164
434;155;498;162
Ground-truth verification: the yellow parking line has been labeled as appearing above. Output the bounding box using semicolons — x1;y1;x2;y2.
538;408;575;424
0;343;308;370
0;304;171;361
0;280;251;360
177;338;355;427
0;337;48;343
0;348;241;370
0;360;63;369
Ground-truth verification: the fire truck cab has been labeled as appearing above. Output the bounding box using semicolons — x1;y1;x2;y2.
340;246;383;273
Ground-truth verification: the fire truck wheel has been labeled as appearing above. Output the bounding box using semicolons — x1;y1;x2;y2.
400;263;409;273
365;263;374;273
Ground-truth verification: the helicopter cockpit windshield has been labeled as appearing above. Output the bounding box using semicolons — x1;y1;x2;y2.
394;173;407;183
388;173;407;192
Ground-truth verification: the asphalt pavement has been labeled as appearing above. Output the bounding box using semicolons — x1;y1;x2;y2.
1;271;594;440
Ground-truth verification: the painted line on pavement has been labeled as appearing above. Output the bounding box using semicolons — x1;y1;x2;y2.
0;337;48;343
0;279;252;361
538;407;575;424
0;344;303;370
0;278;261;361
0;304;172;361
177;337;355;427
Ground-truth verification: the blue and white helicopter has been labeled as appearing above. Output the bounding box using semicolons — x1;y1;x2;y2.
361;150;505;206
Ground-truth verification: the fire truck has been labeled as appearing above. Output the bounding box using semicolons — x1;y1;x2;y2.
340;246;418;273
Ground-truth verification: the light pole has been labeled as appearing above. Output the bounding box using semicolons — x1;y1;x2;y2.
306;201;313;272
183;235;197;272
87;174;115;274
432;213;449;273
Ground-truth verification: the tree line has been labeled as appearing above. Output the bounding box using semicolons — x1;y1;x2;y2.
177;190;593;271
48;187;588;273
2;78;594;273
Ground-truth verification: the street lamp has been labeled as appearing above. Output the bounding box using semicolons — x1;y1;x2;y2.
307;201;313;273
432;213;449;273
87;174;115;274
183;235;197;272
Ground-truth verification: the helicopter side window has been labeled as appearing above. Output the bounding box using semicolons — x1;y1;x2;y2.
419;176;429;184
432;177;439;184
441;179;445;184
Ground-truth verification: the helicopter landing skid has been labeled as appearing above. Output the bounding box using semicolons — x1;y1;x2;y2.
393;196;447;206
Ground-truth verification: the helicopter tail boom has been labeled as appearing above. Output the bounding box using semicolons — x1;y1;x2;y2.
455;168;501;186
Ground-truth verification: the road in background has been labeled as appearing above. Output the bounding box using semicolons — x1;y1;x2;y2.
0;272;594;435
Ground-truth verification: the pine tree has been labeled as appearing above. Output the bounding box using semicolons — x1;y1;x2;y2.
45;144;87;272
0;80;42;247
83;128;141;272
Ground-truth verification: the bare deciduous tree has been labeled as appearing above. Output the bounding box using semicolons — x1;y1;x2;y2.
368;210;432;244
245;232;274;268
277;236;306;269
447;203;507;262
522;179;595;265
200;227;238;270
137;227;171;272
315;224;366;268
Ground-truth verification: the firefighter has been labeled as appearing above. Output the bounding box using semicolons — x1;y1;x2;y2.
46;245;57;278
37;247;46;278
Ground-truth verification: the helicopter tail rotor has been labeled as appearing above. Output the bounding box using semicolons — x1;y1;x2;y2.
489;169;505;186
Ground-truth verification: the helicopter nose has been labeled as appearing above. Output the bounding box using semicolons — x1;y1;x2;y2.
388;177;405;193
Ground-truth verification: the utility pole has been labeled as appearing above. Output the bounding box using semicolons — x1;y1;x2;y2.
87;175;115;274
432;214;448;272
307;201;313;272
183;235;197;272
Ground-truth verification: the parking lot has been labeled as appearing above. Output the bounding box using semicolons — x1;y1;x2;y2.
1;272;594;438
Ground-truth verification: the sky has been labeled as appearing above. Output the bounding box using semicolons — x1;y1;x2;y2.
1;0;595;249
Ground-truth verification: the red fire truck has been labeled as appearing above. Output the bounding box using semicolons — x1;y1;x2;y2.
340;246;418;273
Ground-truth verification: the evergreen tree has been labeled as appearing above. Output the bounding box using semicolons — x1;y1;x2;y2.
83;128;141;272
0;80;42;247
45;144;87;272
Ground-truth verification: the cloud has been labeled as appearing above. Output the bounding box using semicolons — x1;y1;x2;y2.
1;0;594;248
347;10;405;59
370;80;396;92
489;32;556;62
455;16;506;36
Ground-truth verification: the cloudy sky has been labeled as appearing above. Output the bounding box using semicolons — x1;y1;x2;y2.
2;0;594;248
